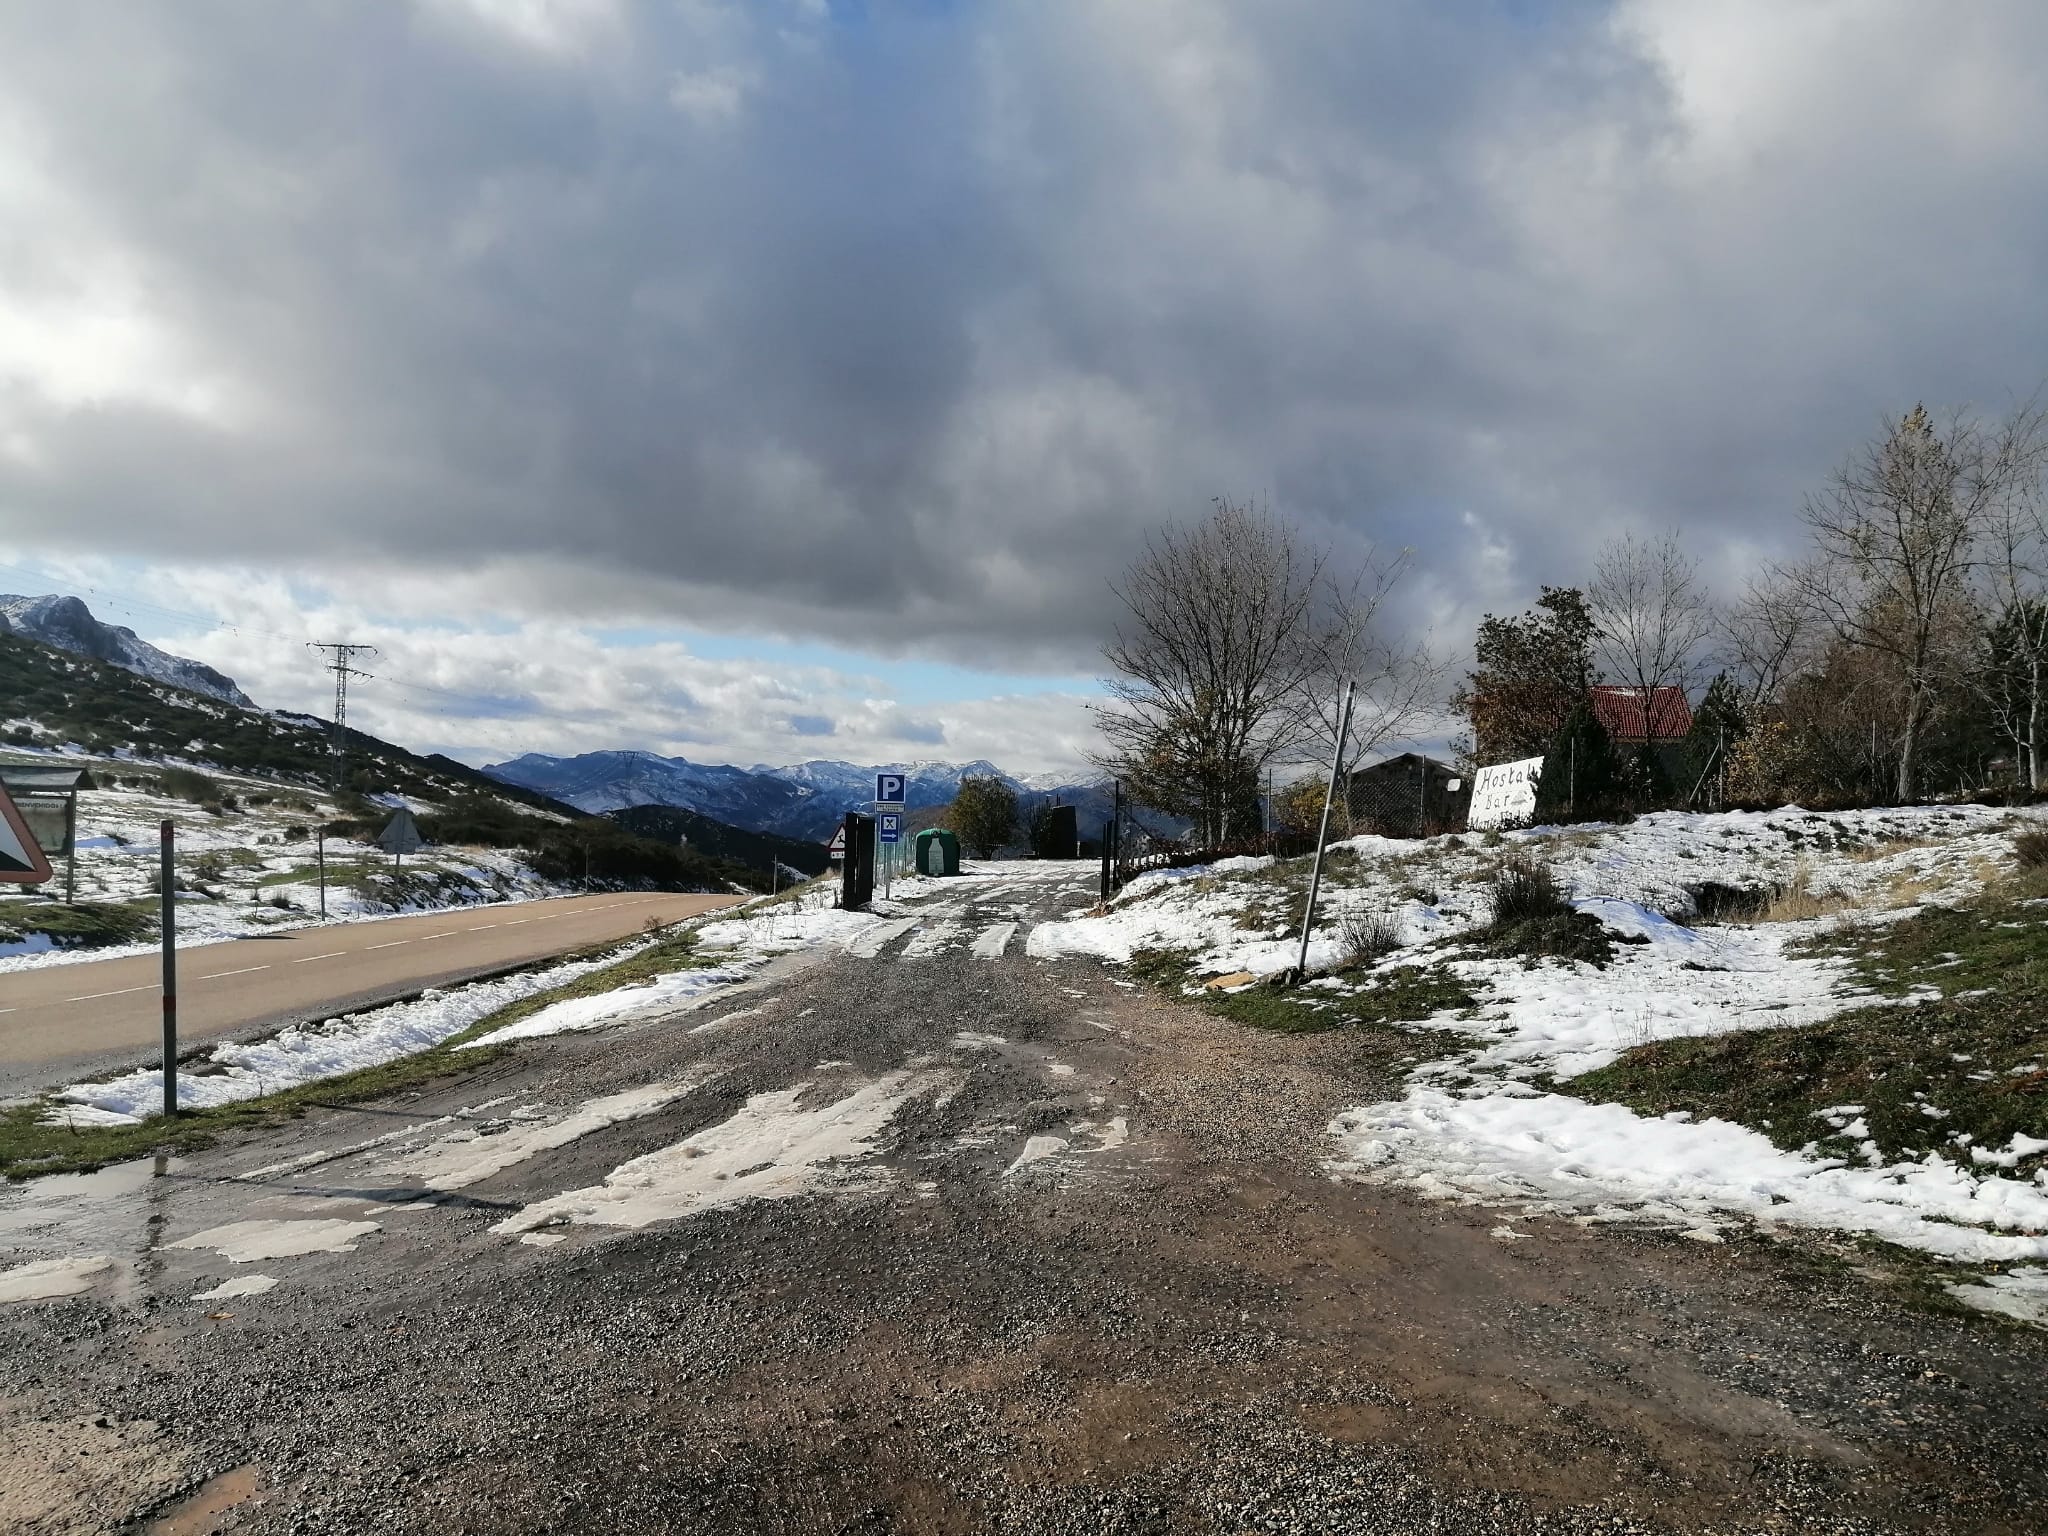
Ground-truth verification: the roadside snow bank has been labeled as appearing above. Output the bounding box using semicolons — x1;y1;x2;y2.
49;938;668;1126
462;963;754;1047
1329;1088;2048;1262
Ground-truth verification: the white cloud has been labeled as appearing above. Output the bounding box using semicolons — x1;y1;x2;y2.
668;65;757;124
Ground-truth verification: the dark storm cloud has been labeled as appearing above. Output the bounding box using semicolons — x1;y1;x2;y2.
6;1;2048;668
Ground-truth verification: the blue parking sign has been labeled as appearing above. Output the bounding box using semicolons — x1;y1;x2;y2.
879;812;902;843
876;772;905;805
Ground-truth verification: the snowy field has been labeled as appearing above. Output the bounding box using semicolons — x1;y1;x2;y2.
1032;804;2048;1319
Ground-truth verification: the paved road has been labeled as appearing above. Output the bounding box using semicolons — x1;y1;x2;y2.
3;862;2042;1533
0;891;742;1095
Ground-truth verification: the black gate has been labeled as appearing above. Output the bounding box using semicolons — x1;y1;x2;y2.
839;811;876;910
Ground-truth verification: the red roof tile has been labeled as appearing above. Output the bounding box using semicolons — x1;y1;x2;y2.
1589;684;1692;743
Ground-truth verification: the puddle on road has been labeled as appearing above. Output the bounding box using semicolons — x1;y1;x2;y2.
0;1153;185;1303
493;1069;956;1235
144;1463;265;1536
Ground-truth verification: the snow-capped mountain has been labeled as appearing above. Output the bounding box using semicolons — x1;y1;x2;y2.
485;750;1109;843
0;594;255;708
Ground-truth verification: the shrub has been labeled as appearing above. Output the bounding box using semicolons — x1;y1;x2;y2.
160;767;222;804
2013;828;2048;870
1686;881;1772;923
1338;908;1402;969
1488;855;1568;928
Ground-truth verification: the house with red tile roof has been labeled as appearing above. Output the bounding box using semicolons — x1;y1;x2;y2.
1588;684;1692;745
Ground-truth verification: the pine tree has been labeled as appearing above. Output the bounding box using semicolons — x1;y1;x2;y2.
1453;587;1599;764
1534;700;1619;821
1676;673;1746;805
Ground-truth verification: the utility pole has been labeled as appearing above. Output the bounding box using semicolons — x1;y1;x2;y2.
307;642;378;792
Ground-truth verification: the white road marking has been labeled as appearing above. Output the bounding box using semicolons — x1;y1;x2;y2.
971;923;1017;960
367;940;410;950
200;965;270;980
293;951;348;964
64;984;155;1002
469;923;499;931
502;919;532;927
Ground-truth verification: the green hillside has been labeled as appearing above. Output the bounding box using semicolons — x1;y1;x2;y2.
608;803;832;877
0;630;783;896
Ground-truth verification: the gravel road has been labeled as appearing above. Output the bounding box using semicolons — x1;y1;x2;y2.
1;864;2043;1534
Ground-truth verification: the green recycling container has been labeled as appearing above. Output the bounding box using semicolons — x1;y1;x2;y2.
914;827;961;876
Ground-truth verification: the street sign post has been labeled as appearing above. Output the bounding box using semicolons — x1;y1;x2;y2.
826;826;847;860
873;771;907;898
377;808;425;870
0;779;54;885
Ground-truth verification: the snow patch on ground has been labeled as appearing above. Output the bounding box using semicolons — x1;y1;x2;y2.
48;939;667;1125
491;1069;953;1234
379;1080;713;1191
1946;1266;2048;1323
1329;1089;2048;1263
168;1218;379;1263
0;1254;113;1303
462;965;753;1047
193;1274;280;1301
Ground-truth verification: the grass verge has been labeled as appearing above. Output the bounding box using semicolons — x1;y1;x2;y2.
0;926;711;1180
1128;946;1478;1035
1571;874;2048;1181
0;898;157;948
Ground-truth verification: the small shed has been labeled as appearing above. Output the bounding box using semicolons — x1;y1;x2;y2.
1344;754;1468;839
914;827;960;877
0;764;96;899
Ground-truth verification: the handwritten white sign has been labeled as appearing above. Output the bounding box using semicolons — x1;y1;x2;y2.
1467;756;1543;830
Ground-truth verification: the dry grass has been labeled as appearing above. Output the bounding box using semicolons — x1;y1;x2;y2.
1845;834;1938;864
1742;860;1853;924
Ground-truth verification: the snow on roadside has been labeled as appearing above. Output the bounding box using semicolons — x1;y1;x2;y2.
1329;1088;2048;1263
48;937;673;1126
462;965;755;1047
1041;803;2048;1270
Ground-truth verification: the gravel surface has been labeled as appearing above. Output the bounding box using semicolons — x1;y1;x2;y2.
1;864;2043;1534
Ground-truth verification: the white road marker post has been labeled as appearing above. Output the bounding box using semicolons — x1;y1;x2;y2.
1292;679;1355;986
160;818;178;1118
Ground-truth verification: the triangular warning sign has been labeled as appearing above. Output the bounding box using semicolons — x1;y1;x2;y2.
0;779;54;884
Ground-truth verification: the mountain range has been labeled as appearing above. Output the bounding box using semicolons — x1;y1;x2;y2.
0;594;254;708
483;750;1110;844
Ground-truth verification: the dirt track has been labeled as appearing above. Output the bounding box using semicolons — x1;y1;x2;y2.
1;865;2042;1533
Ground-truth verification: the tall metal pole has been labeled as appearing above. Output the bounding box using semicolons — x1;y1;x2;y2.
1294;681;1355;982
316;826;327;919
160;819;178;1118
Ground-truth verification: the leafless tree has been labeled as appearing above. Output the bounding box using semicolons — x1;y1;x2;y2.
1094;499;1331;843
1970;395;2048;787
1786;403;2042;801
1721;566;1819;712
1294;549;1447;820
1586;531;1716;715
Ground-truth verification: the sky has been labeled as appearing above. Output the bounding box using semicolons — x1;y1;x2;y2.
5;1;2048;774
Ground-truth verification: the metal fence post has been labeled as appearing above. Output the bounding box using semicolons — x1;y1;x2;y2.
160;819;178;1118
1293;680;1355;983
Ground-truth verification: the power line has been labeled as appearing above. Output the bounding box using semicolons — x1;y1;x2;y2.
307;642;378;788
